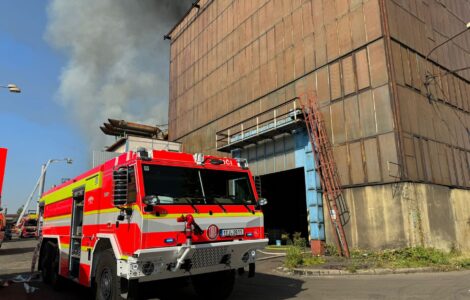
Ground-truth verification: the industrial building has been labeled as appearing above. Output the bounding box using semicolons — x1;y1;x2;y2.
166;0;470;252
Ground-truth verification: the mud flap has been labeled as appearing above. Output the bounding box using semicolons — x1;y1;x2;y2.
248;263;255;278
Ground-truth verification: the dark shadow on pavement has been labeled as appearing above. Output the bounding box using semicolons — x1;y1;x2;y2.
1;238;37;244
1;267;303;300
0;274;91;300
0;247;35;256
231;272;305;300
140;272;305;300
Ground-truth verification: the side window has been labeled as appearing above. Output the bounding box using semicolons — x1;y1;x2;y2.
128;166;137;203
228;178;252;203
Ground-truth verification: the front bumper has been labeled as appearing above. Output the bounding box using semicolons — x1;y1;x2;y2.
117;239;268;282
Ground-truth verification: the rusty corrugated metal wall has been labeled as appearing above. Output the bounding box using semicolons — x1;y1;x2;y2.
385;0;470;188
168;0;469;188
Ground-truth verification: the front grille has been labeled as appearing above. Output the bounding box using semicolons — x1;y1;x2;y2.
190;246;228;269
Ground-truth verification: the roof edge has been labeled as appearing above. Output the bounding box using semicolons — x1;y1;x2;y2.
166;0;202;38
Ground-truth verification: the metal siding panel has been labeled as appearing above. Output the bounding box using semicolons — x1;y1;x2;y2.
378;133;399;182
331;100;346;144
355;48;371;90
363;0;382;41
358;90;376;137
316;67;330;107
364;137;381;182
344;95;361;141
333;144;350;185
329;62;342;100
326;21;339;61
368;40;389;88
373;85;394;134
428;141;442;184
349;142;365;184
265;141;275;174
403;135;418;180
350;4;366;49
342;55;356;96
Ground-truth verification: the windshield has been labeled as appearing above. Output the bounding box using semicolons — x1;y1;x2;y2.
142;165;255;205
25;219;37;226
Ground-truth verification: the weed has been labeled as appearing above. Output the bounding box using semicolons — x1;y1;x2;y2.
293;232;307;249
285;245;304;268
346;263;358;273
325;243;339;256
303;255;326;266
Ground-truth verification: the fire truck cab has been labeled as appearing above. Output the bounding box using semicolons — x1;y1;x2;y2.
18;211;38;238
38;149;268;299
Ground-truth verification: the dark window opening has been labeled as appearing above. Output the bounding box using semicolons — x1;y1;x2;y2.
260;168;309;244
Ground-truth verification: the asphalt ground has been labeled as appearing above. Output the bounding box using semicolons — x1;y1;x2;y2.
1;239;470;300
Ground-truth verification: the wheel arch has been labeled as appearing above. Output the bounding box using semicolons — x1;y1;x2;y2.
91;235;121;280
38;237;59;271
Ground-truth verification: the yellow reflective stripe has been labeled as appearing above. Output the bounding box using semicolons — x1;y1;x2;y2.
120;255;129;260
44;214;71;221
142;212;264;219
84;207;120;215
81;246;93;252
60;243;69;249
83;204;263;219
40;172;102;205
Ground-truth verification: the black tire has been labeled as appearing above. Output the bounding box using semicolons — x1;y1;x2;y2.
49;244;65;290
192;270;235;300
40;242;53;284
41;241;64;289
94;249;139;300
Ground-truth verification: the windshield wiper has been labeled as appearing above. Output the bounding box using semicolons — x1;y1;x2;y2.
176;196;201;214
210;197;227;213
241;199;254;214
211;194;252;214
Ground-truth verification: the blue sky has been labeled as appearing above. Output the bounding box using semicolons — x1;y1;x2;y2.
0;2;88;213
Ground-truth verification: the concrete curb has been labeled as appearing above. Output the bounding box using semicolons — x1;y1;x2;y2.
276;266;443;276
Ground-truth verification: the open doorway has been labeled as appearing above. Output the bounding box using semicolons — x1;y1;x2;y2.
260;168;309;244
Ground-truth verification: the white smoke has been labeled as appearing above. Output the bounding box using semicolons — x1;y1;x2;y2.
46;0;192;148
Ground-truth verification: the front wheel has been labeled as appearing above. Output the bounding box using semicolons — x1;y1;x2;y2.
94;250;139;300
192;270;235;300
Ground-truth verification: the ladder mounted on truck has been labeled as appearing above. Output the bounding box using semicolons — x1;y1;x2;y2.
298;92;350;258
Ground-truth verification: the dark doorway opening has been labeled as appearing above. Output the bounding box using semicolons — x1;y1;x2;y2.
260;168;309;244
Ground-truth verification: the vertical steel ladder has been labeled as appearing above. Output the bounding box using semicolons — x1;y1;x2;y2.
299;92;350;258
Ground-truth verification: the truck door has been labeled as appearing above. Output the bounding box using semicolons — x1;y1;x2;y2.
69;187;85;278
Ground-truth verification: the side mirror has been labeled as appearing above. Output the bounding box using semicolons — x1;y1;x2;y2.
256;198;268;209
0;207;3;212
143;195;160;206
113;168;128;206
258;198;268;206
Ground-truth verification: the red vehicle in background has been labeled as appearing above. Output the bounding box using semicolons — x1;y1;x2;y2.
17;211;38;238
0;148;7;248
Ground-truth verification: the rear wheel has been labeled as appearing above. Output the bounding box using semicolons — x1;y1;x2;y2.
192;270;235;300
40;242;53;283
94;249;139;300
41;242;64;289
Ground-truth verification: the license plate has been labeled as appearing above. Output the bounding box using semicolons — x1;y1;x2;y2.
220;228;244;237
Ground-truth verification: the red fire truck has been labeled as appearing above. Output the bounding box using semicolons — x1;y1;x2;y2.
0;148;8;248
17;211;38;238
38;149;267;299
